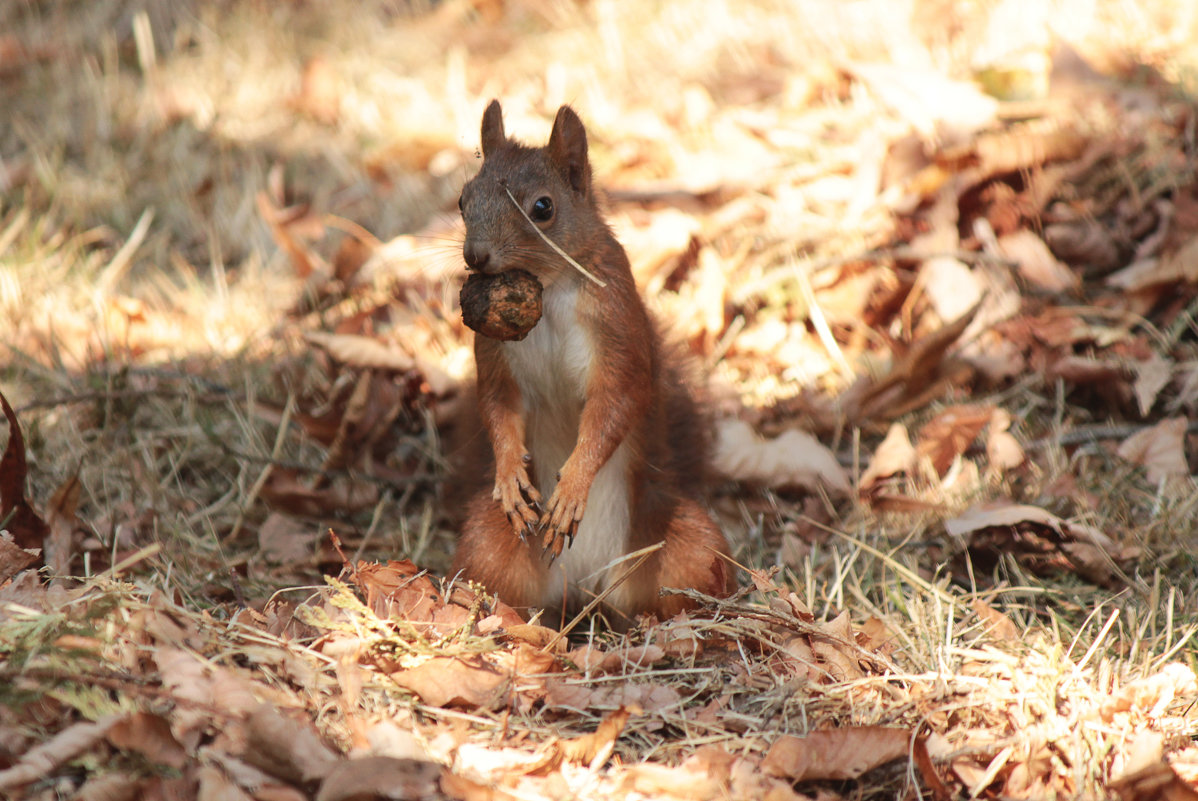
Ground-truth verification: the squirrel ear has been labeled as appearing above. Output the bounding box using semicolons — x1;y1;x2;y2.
548;105;591;195
480;100;506;158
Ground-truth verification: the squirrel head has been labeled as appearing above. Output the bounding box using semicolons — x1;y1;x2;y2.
459;100;604;284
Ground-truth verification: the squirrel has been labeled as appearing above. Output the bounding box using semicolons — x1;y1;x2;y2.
451;100;734;627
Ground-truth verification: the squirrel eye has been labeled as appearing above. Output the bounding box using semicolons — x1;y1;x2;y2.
457;194;465;213
530;196;554;222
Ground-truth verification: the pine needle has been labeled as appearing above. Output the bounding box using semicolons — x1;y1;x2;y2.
504;187;607;288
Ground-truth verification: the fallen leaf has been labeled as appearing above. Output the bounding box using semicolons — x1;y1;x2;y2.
257;191;326;278
811;611;865;682
315;756;442;801
0;390;49;553
1100;663;1197;722
245;704;340;784
439;770;521;801
71;771;144;801
106;712;187;770
763;726;914;781
971;599;1019;642
1111;731;1198;801
998;229;1080;292
1133;354;1174;416
1107;234;1198;291
852;299;982;421
305;332;416;372
0;715;121;793
848;63;997;140
945;502;1134;588
712;418;850;494
916;404;995;476
985;408;1025;473
622;746;736;799
291;57;341;125
860;423;916;489
43;473;82;577
1117;417;1189;483
258;512;319;565
259;468;379;516
556;704;641;767
390;656;508;709
0;533;38;584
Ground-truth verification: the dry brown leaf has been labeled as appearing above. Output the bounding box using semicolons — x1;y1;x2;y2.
256;191;326;278
1044;217;1122;272
945;503;1067;538
774;636;818;679
258;512;319;565
848;63;997;140
622;746;738;799
0;532;38;584
621;761;726;800
857;616;900;658
811;611;864;682
503;623;561;650
763;726;914;781
1112;731;1198;801
72;771;143;801
1117;417;1189;483
1049;354;1133;385
860;422;916;489
306;332;416;372
0;715;120;793
0;389;48;554
1100;663;1197;722
712;418;850;494
1134;353;1174;416
291;57;341;125
43;472;82;577
916;404;995;476
945;502;1132;588
998;229;1080;293
154;647;266;747
1108;235;1198;291
599;644;667;673
985;408;1025;473
259;468;380;516
970;599;1019;642
196;765;254;801
853;299;982;421
245;704;340;784
555;704;641;767
921;257;983;325
390;656;508;710
315;756;442;801
106;712;187;770
439;770;522;801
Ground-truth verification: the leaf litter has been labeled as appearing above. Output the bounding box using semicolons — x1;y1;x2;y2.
2;1;1198;799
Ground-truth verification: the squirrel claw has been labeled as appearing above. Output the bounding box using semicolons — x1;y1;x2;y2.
541;529;566;562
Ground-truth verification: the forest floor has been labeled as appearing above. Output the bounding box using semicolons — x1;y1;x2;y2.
1;1;1197;799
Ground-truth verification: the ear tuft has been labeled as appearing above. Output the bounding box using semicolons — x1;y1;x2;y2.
547;105;591;195
480;100;506;158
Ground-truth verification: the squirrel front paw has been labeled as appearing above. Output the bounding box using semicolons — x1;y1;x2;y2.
541;471;588;560
493;463;542;541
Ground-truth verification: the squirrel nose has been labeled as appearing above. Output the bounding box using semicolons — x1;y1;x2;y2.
463;241;491;273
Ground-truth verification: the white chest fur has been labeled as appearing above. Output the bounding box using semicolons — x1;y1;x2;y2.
501;281;632;609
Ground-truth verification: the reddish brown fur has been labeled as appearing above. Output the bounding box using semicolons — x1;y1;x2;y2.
450;100;734;627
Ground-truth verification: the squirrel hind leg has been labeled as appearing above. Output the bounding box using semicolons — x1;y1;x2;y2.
650;497;735;620
454;492;548;616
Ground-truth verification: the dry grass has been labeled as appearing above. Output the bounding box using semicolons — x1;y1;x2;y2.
2;1;1198;799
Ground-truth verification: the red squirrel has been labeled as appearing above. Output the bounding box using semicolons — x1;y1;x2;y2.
451;100;734;625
